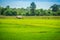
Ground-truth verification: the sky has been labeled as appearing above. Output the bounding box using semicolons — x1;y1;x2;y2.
0;0;60;9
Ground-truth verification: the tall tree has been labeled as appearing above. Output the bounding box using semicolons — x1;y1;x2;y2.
50;4;59;12
1;7;5;15
0;6;2;15
30;2;36;16
5;5;10;10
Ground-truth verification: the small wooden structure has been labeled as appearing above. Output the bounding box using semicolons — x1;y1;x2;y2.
16;16;23;19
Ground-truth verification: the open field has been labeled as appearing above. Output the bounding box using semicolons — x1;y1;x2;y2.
0;16;60;40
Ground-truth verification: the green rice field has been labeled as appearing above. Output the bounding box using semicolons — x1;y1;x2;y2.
0;16;60;40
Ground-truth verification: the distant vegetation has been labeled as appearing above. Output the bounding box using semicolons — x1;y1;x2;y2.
0;2;60;16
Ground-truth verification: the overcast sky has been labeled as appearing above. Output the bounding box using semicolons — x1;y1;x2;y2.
0;0;60;9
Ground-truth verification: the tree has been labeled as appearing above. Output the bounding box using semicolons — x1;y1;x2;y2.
5;5;10;10
39;9;44;16
26;7;30;16
45;9;53;16
0;6;2;15
3;6;10;16
50;4;59;12
3;5;17;16
30;2;36;16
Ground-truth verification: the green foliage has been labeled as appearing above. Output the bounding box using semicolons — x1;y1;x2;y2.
0;6;2;15
30;2;36;16
30;2;36;9
0;7;5;15
3;6;17;16
0;4;60;16
50;4;59;12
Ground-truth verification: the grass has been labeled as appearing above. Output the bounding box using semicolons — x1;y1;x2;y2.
0;16;60;40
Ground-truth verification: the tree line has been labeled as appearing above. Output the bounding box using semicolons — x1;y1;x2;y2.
0;2;60;16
